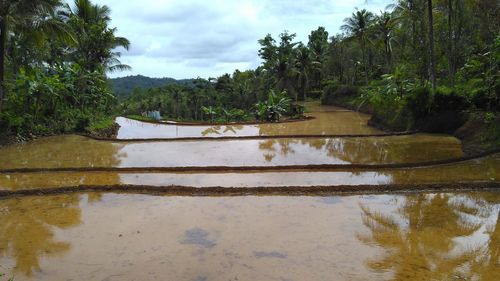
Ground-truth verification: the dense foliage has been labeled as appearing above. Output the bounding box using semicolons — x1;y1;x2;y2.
123;0;498;134
1;0;498;142
110;75;194;97
0;0;129;138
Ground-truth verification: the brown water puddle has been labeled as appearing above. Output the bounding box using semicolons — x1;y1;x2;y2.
116;102;381;139
0;134;463;169
0;192;498;280
0;153;498;191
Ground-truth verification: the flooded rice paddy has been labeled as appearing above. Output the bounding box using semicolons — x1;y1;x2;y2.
0;134;463;169
115;103;380;139
0;192;499;281
0;101;499;280
0;153;498;191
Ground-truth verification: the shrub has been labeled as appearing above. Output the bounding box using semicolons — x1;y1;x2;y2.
321;81;360;105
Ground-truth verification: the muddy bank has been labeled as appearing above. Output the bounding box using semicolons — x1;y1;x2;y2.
82;131;418;142
1;148;497;174
0;182;498;199
127;115;315;126
325;96;500;156
86;121;120;139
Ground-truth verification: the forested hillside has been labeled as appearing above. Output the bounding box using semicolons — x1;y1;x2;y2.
110;75;194;97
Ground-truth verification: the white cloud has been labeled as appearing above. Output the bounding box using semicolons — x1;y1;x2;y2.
92;0;393;79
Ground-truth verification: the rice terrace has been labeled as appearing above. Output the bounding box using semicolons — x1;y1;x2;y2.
0;0;499;280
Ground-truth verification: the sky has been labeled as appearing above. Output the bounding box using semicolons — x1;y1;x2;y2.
93;0;393;79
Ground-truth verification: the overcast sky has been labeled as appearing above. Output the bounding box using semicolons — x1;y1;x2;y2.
94;0;393;79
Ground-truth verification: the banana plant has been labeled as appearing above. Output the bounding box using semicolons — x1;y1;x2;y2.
255;90;291;122
201;105;217;123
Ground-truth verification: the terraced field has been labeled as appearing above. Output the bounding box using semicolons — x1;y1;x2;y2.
0;102;498;280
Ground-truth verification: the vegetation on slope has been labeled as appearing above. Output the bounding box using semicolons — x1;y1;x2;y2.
0;0;129;140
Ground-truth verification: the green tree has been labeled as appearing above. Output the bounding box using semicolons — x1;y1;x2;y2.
342;9;374;84
307;27;329;89
63;0;130;73
294;44;311;101
0;0;70;111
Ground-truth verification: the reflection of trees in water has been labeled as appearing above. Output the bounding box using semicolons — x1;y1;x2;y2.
257;138;393;163
0;172;122;191
256;137;462;164
201;125;244;136
0;135;125;169
258;139;297;162
358;193;500;280
0;195;83;276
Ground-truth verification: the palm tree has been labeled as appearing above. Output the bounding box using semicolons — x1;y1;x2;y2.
307;27;329;89
294;44;311;102
341;9;374;84
63;0;130;73
0;0;69;111
373;11;399;72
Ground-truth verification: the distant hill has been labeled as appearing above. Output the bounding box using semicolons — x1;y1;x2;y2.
109;75;194;97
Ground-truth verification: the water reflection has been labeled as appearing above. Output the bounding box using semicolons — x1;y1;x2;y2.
116;102;382;139
358;193;500;280
257;135;462;164
201;125;244;136
0;153;498;190
0;135;464;169
0;192;498;280
0;195;83;276
0;135;124;169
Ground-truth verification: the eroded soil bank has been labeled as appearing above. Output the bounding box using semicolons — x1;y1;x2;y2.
1;191;499;280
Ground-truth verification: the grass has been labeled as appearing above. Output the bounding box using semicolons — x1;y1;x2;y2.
87;117;115;132
126;115;156;122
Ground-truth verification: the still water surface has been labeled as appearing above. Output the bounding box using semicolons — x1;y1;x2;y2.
115;102;380;139
0;192;498;281
0;153;498;190
0;134;463;169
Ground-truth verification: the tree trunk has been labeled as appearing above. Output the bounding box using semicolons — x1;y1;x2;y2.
361;38;368;85
0;17;6;111
448;0;455;85
427;0;436;92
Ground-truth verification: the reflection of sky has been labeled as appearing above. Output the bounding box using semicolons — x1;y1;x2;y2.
116;117;260;139
118;171;393;187
1;192;499;280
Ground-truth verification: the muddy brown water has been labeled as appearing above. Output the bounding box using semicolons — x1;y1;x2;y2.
1;102;499;280
116;103;381;139
0;153;498;191
0;134;464;169
0;192;499;281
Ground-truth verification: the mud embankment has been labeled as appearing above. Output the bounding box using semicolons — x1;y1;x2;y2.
126;116;314;126
81;131;418;142
1;148;498;174
0;182;498;199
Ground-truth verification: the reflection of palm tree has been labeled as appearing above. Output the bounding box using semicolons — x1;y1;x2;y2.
258;139;297;162
201;126;222;136
201;125;244;136
357;193;490;280
0;195;82;276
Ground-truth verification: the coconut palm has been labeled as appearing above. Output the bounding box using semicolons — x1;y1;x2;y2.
373;11;399;71
341;9;374;84
0;0;70;111
307;27;329;89
63;0;130;73
294;44;311;101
